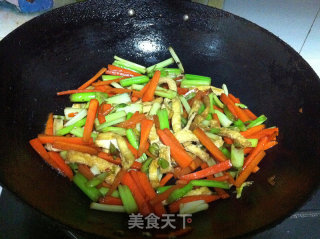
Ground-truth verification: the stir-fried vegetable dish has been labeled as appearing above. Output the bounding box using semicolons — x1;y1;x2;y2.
29;47;279;217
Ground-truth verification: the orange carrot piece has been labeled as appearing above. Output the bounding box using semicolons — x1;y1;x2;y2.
106;169;127;197
163;128;184;150
213;187;230;199
48;152;73;180
92;77;125;86
240;124;266;138
224;172;236;185
77;164;94;180
243;136;269;169
57;89;105;96
169;195;220;213
29;138;59;169
121;172;152;215
52;141;98;155
193;127;228;162
99;196;123;205
108;65;142;77
176;180;188;185
157;129;193;168
177;87;189;95
97;152;121;165
228;93;240;104
264;141;278;150
150;184;184;206
189;157;203;171
129;171;147;198
83;99;99;143
78;67;107;90
116;112;146;129
38;134;94;145
97;103;113;124
142;70;161;102
232;104;250;122
252;166;260;173
137;119;153;157
131;96;139;102
153;115;160;130
104;88;132;94
159;173;174;186
235;151;266;187
223;137;233;145
247;128;279;140
179;160;232;180
131;161;142;170
243;109;257;120
44;113;54;135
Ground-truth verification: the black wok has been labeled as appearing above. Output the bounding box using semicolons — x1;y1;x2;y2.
0;0;319;238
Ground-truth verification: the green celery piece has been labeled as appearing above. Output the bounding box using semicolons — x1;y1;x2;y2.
234;119;247;131
190;180;230;189
167;183;193;204
126;128;139;149
56;118;86;136
86;172;109;188
156;185;172;194
158;158;169;169
99;187;120;198
73;173;101;202
231;144;244;169
198;103;206;114
247;115;267;128
118;185;139;214
141;158;153;173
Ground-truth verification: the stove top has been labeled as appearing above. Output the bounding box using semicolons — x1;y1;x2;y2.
1;186;319;239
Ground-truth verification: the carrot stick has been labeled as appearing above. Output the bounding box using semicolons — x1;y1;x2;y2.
235;151;266;187
177;87;189;95
149;184;184;206
116;112;146;129
78;67;107;90
228;93;240;104
137;119;153;157
136;171;166;216
99;196;123;205
57;89;105;96
163;128;184;150
52;141;98;155
83;99;99;143
106;169;127;197
77;164;94;180
142;70;161;102
224;172;236;185
104;88;132;94
108;65;142;77
92;77;125;86
252;166;260;173
38;134;94;145
29;138;59;169
247;128;279;140
44;113;54;135
97;103;113;124
243;137;269;169
213;187;230;199
129;171;148;198
240;124;266;138
169;195;220;213
193;127;228;162
243;109;257;120
179;160;232;180
176;180;188;185
130;161;142;170
121;172;152;215
264;141;278;150
48;152;73;180
157;129;193;168
189;157;203;171
232;103;251;122
223;137;233;145
97;152;121;165
159;173;174;186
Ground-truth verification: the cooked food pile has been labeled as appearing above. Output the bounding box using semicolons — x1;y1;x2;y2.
29;47;279;216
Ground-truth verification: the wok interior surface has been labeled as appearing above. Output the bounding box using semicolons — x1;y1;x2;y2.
0;0;319;238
